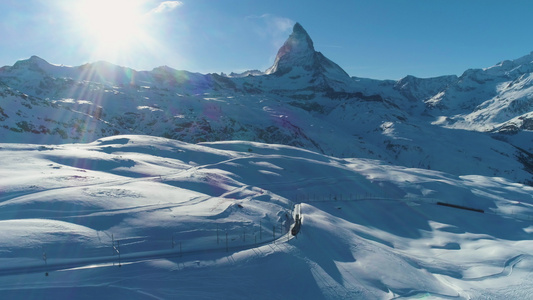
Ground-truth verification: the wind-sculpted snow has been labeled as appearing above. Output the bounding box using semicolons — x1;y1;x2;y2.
1;135;533;298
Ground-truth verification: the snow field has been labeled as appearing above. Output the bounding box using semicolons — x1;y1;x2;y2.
1;135;533;298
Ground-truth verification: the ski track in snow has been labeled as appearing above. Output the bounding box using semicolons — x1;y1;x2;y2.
1;136;533;299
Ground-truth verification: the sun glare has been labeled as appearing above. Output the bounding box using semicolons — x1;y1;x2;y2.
73;0;148;60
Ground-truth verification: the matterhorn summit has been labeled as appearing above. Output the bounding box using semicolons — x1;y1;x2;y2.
265;23;316;75
264;23;352;90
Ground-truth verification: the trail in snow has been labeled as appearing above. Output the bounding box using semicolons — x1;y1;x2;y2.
0;222;298;278
2;136;533;299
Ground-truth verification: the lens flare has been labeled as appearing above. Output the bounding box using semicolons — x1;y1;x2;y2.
71;0;149;62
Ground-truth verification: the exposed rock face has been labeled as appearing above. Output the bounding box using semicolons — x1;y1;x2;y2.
266;23;317;75
264;23;352;92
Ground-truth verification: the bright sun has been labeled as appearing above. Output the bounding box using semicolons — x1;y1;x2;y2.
73;0;148;59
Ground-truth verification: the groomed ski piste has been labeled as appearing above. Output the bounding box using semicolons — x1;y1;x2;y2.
1;135;533;299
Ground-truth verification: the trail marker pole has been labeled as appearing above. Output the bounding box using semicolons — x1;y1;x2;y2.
117;240;121;267
42;248;48;276
112;235;121;267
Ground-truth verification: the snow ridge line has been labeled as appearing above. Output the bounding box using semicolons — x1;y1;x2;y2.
461;254;528;281
294;194;533;222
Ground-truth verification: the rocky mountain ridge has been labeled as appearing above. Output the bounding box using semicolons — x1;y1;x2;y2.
1;23;532;184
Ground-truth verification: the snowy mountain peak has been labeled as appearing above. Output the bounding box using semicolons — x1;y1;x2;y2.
264;22;352;91
26;55;48;64
11;55;52;72
481;51;533;77
0;55;77;82
290;22;315;51
265;22;316;75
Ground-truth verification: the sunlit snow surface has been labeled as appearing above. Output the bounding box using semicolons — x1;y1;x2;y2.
1;135;533;299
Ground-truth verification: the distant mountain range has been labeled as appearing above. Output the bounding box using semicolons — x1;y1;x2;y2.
1;23;532;184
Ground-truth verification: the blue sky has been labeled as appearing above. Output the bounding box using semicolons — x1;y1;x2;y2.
1;0;532;80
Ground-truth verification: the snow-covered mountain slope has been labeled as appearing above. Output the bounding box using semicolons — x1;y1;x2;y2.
0;23;532;185
427;52;533;132
1;135;533;299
